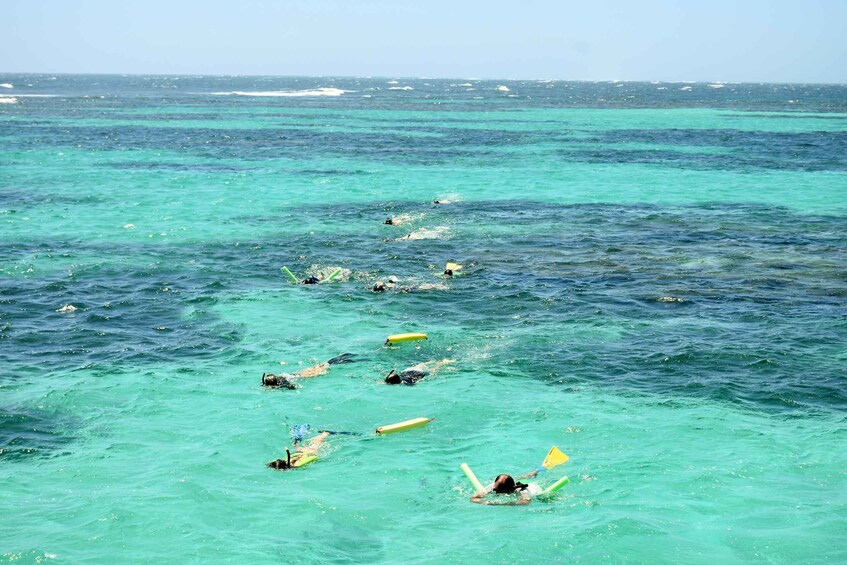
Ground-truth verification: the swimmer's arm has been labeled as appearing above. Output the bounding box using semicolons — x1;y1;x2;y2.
516;470;539;481
470;494;531;506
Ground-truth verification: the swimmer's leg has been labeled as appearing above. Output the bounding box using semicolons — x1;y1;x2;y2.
327;353;363;365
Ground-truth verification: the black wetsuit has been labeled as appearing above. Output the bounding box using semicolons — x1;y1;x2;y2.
387;369;428;385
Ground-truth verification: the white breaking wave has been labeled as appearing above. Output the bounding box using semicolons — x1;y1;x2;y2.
457;83;473;87
395;226;450;241
680;86;693;91
212;88;351;97
497;85;510;92
708;83;726;89
0;96;18;104
0;83;13;89
388;86;413;91
387;80;399;84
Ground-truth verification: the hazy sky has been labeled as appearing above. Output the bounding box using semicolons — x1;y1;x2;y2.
4;0;846;82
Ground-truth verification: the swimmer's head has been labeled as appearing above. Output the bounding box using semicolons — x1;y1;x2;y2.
385;369;401;385
444;269;454;277
385;217;394;225
373;281;386;292
267;458;291;470
492;474;527;493
269;448;295;470
262;373;296;389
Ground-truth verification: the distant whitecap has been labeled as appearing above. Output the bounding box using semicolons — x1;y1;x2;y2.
497;85;510;92
680;86;693;91
708;83;726;89
0;83;12;89
388;86;413;91
212;88;351;97
0;96;18;104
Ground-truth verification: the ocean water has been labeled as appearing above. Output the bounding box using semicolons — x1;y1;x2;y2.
1;75;846;563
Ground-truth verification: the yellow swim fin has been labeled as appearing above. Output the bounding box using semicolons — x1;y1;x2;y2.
541;446;569;469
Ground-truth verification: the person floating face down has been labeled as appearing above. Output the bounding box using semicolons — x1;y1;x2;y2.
267;427;331;471
384;359;454;386
262;353;361;389
470;470;542;505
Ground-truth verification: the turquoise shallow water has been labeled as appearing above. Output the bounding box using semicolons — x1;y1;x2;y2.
1;76;846;563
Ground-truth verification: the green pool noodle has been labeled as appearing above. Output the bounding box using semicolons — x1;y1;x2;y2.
325;268;343;282
461;463;485;492
542;475;570;495
281;266;299;284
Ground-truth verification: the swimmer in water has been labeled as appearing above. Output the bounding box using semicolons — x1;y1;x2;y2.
433;199;451;204
262;353;362;389
385;359;454;385
470;470;542;505
372;277;399;292
300;275;322;285
267;428;331;471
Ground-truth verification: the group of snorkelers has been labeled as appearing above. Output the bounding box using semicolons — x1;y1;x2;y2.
263;199;552;504
262;352;542;503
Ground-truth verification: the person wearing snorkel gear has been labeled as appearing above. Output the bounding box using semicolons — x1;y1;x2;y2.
372;277;399;292
300;274;322;285
262;353;361;389
267;427;331;471
384;359;454;385
470;470;542;505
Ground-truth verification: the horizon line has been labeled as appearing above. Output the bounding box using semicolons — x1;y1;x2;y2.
1;71;846;87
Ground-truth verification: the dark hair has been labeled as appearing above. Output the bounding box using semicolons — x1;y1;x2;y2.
385;218;393;225
268;449;294;470
492;474;527;493
385;370;401;385
444;269;453;276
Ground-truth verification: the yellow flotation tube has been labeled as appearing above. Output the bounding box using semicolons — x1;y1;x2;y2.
376;417;433;435
292;453;318;468
385;332;428;345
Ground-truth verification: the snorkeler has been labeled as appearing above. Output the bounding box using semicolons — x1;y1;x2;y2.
262;353;362;389
470;470;541;505
372;276;447;293
385;359;454;385
372;277;399;292
300;275;322;285
267;428;331;471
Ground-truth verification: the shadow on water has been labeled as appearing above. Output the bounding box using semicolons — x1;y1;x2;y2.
0;409;75;461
